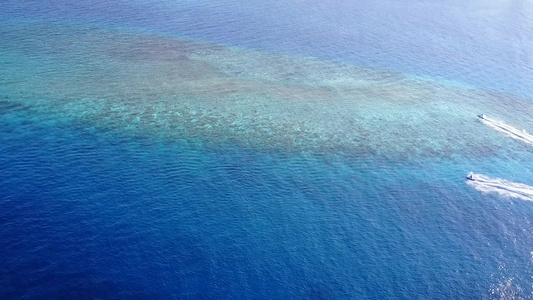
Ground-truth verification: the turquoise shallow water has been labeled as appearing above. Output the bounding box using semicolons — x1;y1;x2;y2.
1;21;532;159
1;1;533;299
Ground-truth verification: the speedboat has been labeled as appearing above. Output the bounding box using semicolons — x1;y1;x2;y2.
466;173;475;181
477;114;486;120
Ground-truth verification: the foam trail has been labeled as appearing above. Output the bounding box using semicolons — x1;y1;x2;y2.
467;172;533;202
479;115;533;146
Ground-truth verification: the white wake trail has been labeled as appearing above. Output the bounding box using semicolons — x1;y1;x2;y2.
479;115;533;146
466;172;533;202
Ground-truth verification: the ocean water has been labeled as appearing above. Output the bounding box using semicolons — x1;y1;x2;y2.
1;1;533;299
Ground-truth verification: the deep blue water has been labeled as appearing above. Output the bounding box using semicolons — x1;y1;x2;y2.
3;110;532;299
1;1;533;299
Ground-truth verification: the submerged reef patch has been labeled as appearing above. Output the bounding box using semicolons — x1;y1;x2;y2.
1;21;532;158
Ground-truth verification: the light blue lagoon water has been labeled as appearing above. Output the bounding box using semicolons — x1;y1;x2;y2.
1;1;533;299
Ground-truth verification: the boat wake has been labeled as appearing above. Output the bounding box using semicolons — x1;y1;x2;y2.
478;115;533;146
466;172;533;202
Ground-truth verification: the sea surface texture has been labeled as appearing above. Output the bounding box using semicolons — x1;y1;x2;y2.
1;0;533;299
